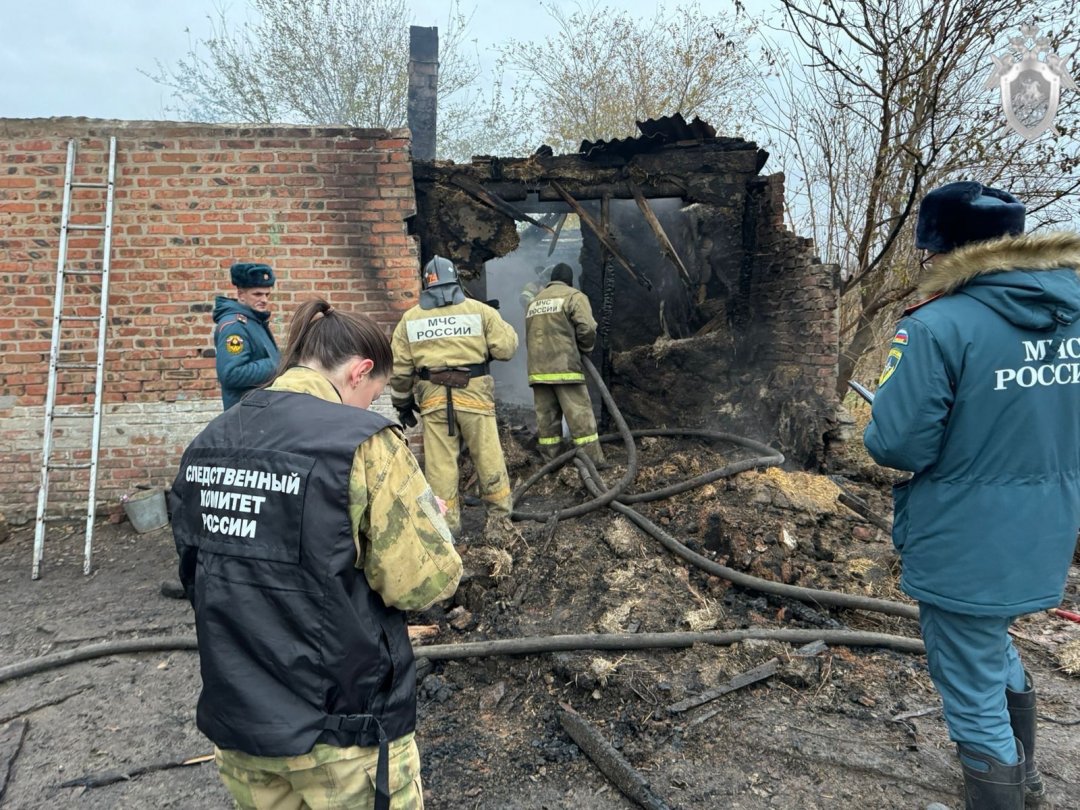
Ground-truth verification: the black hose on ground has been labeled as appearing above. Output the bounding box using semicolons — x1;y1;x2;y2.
573;455;919;621
508;355;920;623
0;636;198;686
604;429;784;504
0;627;924;687
414;628;925;659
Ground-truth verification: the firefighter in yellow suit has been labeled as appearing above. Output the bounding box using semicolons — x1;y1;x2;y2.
390;256;520;543
525;263;606;467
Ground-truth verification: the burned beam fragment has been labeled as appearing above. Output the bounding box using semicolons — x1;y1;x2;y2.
557;705;672;810
482;179;691;202
550;181;652;291
449;174;555;233
547;212;568;256
628;180;693;289
669;640;828;717
0;720;28;803
56;753;215;790
838;492;893;533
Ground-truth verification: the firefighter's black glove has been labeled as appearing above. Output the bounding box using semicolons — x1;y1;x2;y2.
396;402;419;429
486;298;501;310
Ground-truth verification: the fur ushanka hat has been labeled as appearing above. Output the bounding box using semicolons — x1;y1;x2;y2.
230;262;275;288
915;181;1025;254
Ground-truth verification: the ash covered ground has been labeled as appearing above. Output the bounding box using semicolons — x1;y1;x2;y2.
2;410;1078;809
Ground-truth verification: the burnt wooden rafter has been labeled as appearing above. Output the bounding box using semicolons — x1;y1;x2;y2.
547;212;568;257
550;181;652;291
448;174;555;233
628;180;693;289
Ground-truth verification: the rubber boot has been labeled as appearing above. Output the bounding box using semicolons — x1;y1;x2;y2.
1006;671;1047;804
958;740;1025;810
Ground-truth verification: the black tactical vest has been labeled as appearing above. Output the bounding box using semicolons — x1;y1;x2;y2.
170;389;416;757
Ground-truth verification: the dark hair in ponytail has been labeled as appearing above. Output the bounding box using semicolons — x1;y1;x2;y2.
274;298;393;379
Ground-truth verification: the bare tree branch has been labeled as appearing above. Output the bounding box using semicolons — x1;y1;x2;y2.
141;0;481;159
755;0;1080;394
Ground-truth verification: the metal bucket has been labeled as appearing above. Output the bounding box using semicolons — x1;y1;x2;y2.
123;489;169;533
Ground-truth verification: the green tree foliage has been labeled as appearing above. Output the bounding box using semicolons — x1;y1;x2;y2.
145;0;480;158
753;0;1080;395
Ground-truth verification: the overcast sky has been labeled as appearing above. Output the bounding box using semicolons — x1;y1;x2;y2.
1;0;776;121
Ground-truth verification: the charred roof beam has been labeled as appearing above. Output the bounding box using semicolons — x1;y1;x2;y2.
628;180;693;290
448;174;556;233
551;181;652;291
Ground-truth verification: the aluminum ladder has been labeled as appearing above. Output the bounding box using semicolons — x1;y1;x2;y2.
32;137;118;579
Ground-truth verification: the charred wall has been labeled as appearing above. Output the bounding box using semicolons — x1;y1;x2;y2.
602;174;840;467
411;120;840;468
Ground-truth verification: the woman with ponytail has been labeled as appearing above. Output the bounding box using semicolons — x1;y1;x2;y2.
170;297;461;810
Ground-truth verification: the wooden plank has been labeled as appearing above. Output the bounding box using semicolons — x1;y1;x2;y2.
628;181;693;288
547;212;568;256
550;181;652;290
672;658;782;715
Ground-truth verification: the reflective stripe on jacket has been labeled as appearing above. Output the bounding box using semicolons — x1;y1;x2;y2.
525;281;597;385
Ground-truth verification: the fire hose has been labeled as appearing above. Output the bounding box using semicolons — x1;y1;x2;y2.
508;355;921;621
0;359;930;688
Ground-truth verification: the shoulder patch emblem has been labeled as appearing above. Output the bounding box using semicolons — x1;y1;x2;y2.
891;328;909;346
225;335;245;354
879;347;903;386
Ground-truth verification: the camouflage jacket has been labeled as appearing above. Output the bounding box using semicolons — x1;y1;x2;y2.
525;281;597;384
389;297;518;416
270;367;461;610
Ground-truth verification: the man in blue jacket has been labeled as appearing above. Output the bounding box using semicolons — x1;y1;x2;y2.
213;262;281;410
864;182;1080;809
162;262;283;600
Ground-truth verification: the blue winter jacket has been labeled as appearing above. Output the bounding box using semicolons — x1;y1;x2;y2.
864;232;1080;617
212;296;280;410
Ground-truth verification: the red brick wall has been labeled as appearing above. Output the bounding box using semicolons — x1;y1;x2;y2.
0;118;420;521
